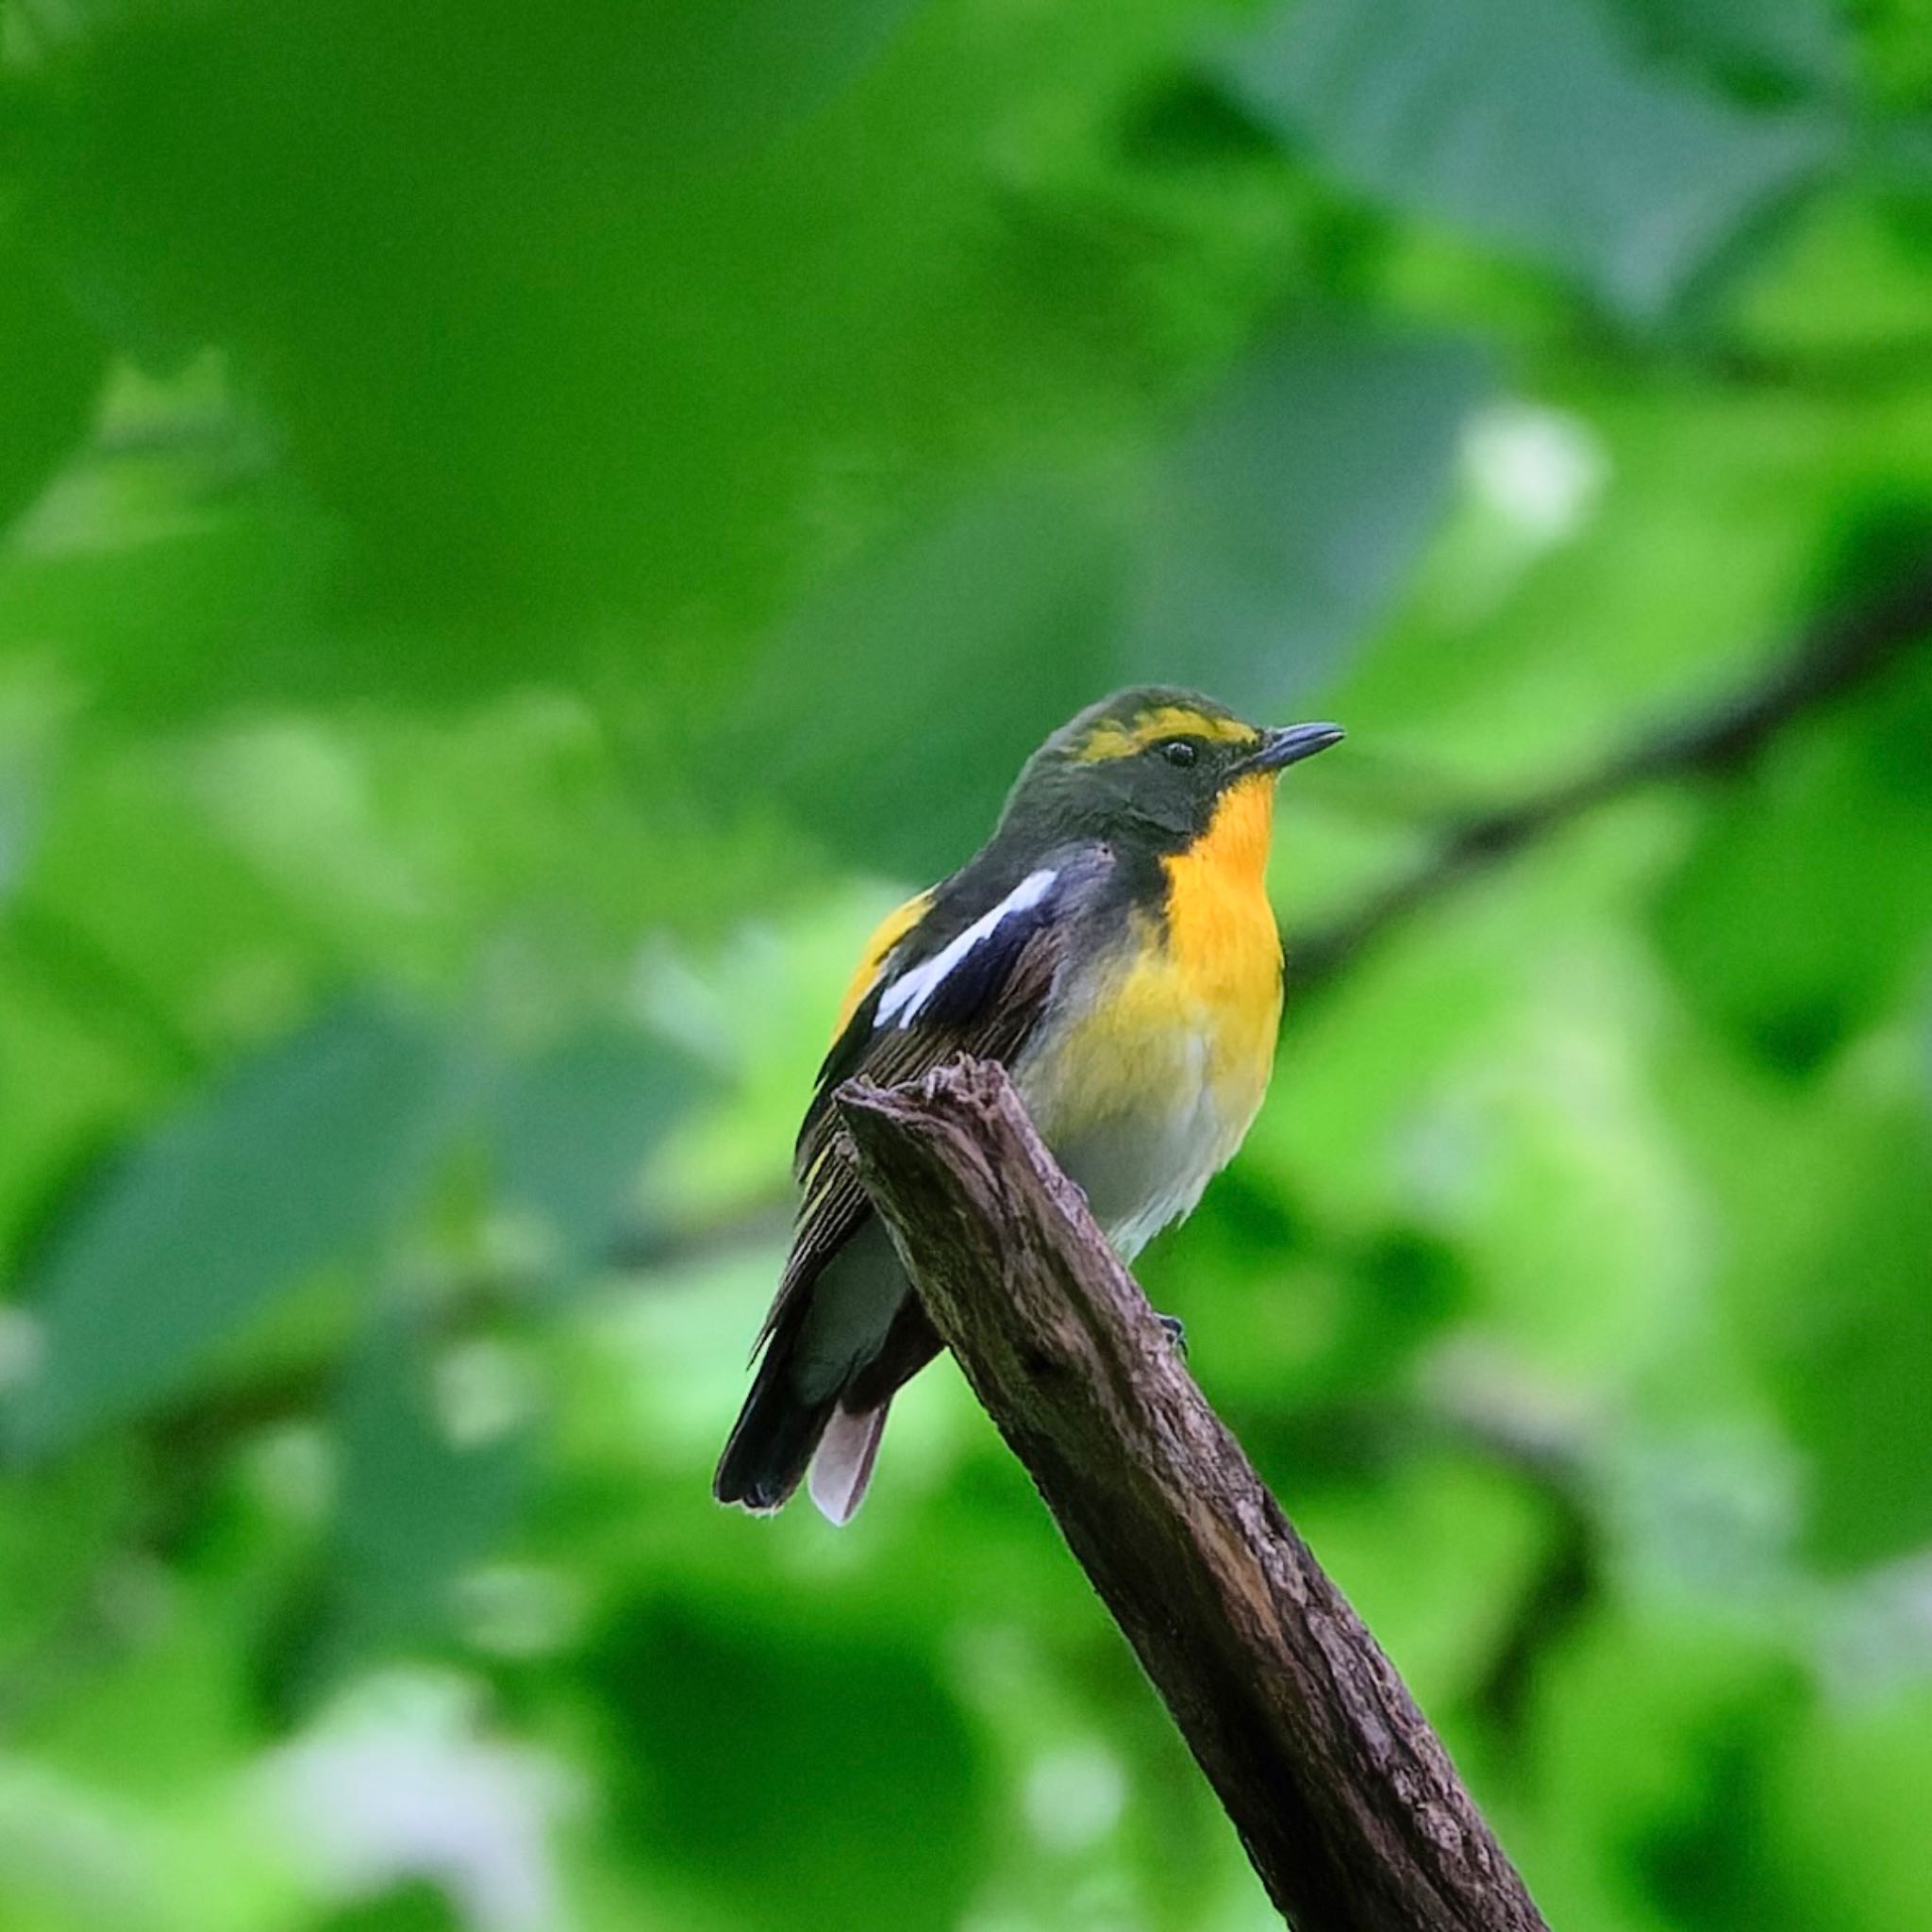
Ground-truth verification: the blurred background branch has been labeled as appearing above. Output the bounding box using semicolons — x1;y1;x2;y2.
1294;558;1932;995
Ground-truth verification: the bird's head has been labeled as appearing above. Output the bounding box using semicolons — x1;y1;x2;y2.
999;686;1343;852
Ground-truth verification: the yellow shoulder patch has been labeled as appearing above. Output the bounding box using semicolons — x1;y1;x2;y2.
1075;704;1259;762
831;888;934;1039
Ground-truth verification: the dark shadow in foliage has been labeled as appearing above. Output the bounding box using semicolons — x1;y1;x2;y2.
1326;1224;1476;1390
588;1596;989;1932
20;0;935;629
1629;1671;1810;1931
1619;0;1848;108
0;235;107;534
1650;508;1932;1081
1115;73;1284;168
309;1880;462;1932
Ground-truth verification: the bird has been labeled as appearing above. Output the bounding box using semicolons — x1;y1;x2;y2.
714;685;1342;1524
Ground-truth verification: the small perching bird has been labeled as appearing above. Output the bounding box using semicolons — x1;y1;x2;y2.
714;686;1343;1523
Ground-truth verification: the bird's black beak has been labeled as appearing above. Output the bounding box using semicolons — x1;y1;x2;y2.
1241;721;1345;775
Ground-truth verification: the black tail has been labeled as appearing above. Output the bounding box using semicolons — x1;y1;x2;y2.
712;1344;836;1513
716;1222;938;1519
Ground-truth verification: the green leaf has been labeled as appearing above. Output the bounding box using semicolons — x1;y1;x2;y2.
7;1003;457;1455
1223;0;1835;322
744;326;1483;874
1124;327;1488;711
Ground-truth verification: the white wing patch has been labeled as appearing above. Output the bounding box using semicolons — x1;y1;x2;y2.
874;867;1058;1031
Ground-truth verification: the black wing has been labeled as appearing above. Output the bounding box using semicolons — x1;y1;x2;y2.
760;843;1110;1350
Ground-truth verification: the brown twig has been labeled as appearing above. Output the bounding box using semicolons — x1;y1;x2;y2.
1291;559;1932;995
839;1058;1548;1932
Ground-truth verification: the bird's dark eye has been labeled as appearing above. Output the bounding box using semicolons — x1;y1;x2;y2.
1158;738;1198;769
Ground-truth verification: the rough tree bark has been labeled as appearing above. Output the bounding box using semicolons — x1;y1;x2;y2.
838;1058;1548;1932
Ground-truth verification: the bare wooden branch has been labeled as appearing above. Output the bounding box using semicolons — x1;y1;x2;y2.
837;1058;1548;1932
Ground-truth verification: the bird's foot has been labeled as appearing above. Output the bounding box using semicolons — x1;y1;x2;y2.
1155;1311;1188;1358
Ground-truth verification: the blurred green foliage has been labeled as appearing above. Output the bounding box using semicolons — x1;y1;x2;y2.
1;0;1930;1926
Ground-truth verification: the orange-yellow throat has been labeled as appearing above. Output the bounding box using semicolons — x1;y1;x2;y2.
1158;769;1284;1068
1158;769;1282;1042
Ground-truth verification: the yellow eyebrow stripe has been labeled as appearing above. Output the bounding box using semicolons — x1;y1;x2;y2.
831;888;934;1038
1075;705;1259;762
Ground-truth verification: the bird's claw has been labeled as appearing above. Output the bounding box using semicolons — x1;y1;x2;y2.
1156;1312;1188;1357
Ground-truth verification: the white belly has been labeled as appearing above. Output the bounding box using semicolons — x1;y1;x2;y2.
1017;1019;1250;1261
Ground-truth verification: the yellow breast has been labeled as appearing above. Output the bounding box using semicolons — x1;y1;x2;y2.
1039;773;1284;1143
